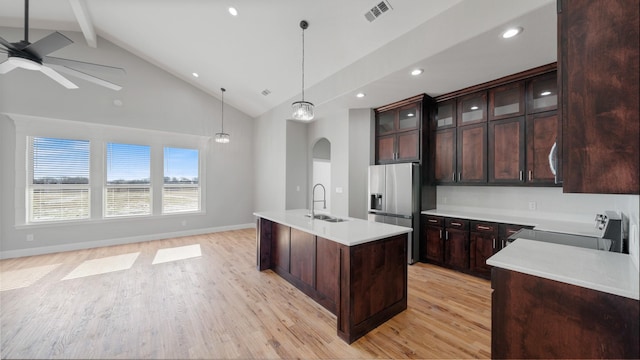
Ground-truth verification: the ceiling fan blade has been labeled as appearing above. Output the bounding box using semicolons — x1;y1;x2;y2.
44;56;125;76
49;64;122;91
0;35;17;51
24;31;73;58
40;65;78;89
0;59;19;74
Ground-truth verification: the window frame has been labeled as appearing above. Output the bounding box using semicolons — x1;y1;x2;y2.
162;146;201;214
12;115;209;228
104;142;153;218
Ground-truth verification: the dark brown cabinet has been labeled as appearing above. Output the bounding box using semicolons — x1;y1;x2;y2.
526;111;560;184
444;218;469;270
492;267;639;359
375;97;422;164
290;228;315;287
423;216;444;263
433;128;456;183
488;117;525;183
434;100;456;129
559;0;639;194
469;221;498;278
457;123;487;183
272;222;290;274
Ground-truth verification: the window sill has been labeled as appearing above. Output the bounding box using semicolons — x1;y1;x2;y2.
15;211;206;230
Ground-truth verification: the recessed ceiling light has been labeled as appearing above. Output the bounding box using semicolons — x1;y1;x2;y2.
411;68;423;76
192;72;199;78
228;7;238;16
356;92;366;98
470;106;479;110
540;91;552;96
502;27;523;39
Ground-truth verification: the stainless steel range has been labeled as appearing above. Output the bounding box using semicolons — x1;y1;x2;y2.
508;211;626;253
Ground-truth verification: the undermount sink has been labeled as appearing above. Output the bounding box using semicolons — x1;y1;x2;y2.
305;213;348;222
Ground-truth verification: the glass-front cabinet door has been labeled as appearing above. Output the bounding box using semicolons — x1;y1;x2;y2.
376;110;395;135
489;82;525;121
434;100;456;129
527;72;558;114
457;92;487;125
398;103;420;131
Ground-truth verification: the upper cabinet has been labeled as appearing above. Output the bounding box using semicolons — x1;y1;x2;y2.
431;65;561;187
375;94;433;164
559;0;639;194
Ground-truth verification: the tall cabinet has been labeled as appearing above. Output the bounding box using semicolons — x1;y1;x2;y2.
558;0;639;194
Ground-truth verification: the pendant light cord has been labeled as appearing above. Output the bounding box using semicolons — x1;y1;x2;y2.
25;0;29;43
301;26;305;102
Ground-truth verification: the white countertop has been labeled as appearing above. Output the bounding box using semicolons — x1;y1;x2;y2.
487;239;639;300
254;209;412;246
421;208;601;237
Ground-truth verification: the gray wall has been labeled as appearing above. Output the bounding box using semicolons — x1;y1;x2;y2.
348;108;373;220
285;120;308;210
0;28;255;257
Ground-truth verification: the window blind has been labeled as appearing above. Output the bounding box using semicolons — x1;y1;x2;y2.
105;143;151;217
29;137;90;222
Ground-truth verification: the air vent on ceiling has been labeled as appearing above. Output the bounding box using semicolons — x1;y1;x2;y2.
261;89;271;96
364;0;393;22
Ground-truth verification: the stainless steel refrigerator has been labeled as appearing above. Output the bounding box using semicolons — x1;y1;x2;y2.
368;163;420;264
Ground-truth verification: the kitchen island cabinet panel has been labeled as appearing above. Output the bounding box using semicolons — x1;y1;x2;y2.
272;222;290;275
492;267;639;359
290;228;316;287
316;236;340;312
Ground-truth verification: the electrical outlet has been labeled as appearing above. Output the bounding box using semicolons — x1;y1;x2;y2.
296;185;300;192
336;187;343;193
528;201;537;211
181;220;187;226
26;234;34;241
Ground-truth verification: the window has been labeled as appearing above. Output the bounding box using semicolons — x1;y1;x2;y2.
105;143;151;217
29;137;90;222
163;147;200;213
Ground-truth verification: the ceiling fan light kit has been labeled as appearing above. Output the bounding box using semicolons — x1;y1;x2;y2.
291;20;314;121
215;87;230;144
0;0;125;91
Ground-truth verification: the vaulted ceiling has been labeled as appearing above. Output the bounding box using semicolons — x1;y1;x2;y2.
0;0;557;119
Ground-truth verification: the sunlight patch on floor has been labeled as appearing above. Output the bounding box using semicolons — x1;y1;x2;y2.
62;252;140;280
0;263;62;291
152;244;202;265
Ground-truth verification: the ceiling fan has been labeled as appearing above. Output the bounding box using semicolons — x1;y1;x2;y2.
0;0;124;91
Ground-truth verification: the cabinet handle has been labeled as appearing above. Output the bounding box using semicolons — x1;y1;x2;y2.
502;239;506;248
439;229;443;239
445;230;449;240
528;170;532;181
519;170;524;182
493;237;496;249
458;172;462;182
452;172;456;182
477;225;491;230
428;219;438;223
451;222;462;226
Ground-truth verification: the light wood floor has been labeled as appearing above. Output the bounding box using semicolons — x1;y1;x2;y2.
0;229;491;359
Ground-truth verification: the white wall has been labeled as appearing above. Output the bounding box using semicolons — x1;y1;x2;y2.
348;108;374;220
437;186;640;269
0;28;255;258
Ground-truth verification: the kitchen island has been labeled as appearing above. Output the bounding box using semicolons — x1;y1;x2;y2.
254;209;411;343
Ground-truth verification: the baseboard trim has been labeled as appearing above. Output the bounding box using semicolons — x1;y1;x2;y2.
0;223;256;259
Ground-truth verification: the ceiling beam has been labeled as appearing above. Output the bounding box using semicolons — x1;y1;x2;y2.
68;0;97;48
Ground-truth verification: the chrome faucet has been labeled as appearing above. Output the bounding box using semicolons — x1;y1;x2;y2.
311;183;326;218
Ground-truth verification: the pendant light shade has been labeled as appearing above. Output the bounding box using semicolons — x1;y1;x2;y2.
291;20;314;121
215;87;230;144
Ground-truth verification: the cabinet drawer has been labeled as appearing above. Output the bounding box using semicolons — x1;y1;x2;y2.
424;216;444;227
471;221;498;234
445;218;469;230
500;223;532;238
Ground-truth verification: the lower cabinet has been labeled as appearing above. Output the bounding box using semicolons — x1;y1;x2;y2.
444;218;469;271
422;215;532;279
469;221;498;278
492;267;639;359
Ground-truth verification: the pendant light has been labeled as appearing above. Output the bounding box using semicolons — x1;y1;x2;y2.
215;87;230;144
291;20;314;121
